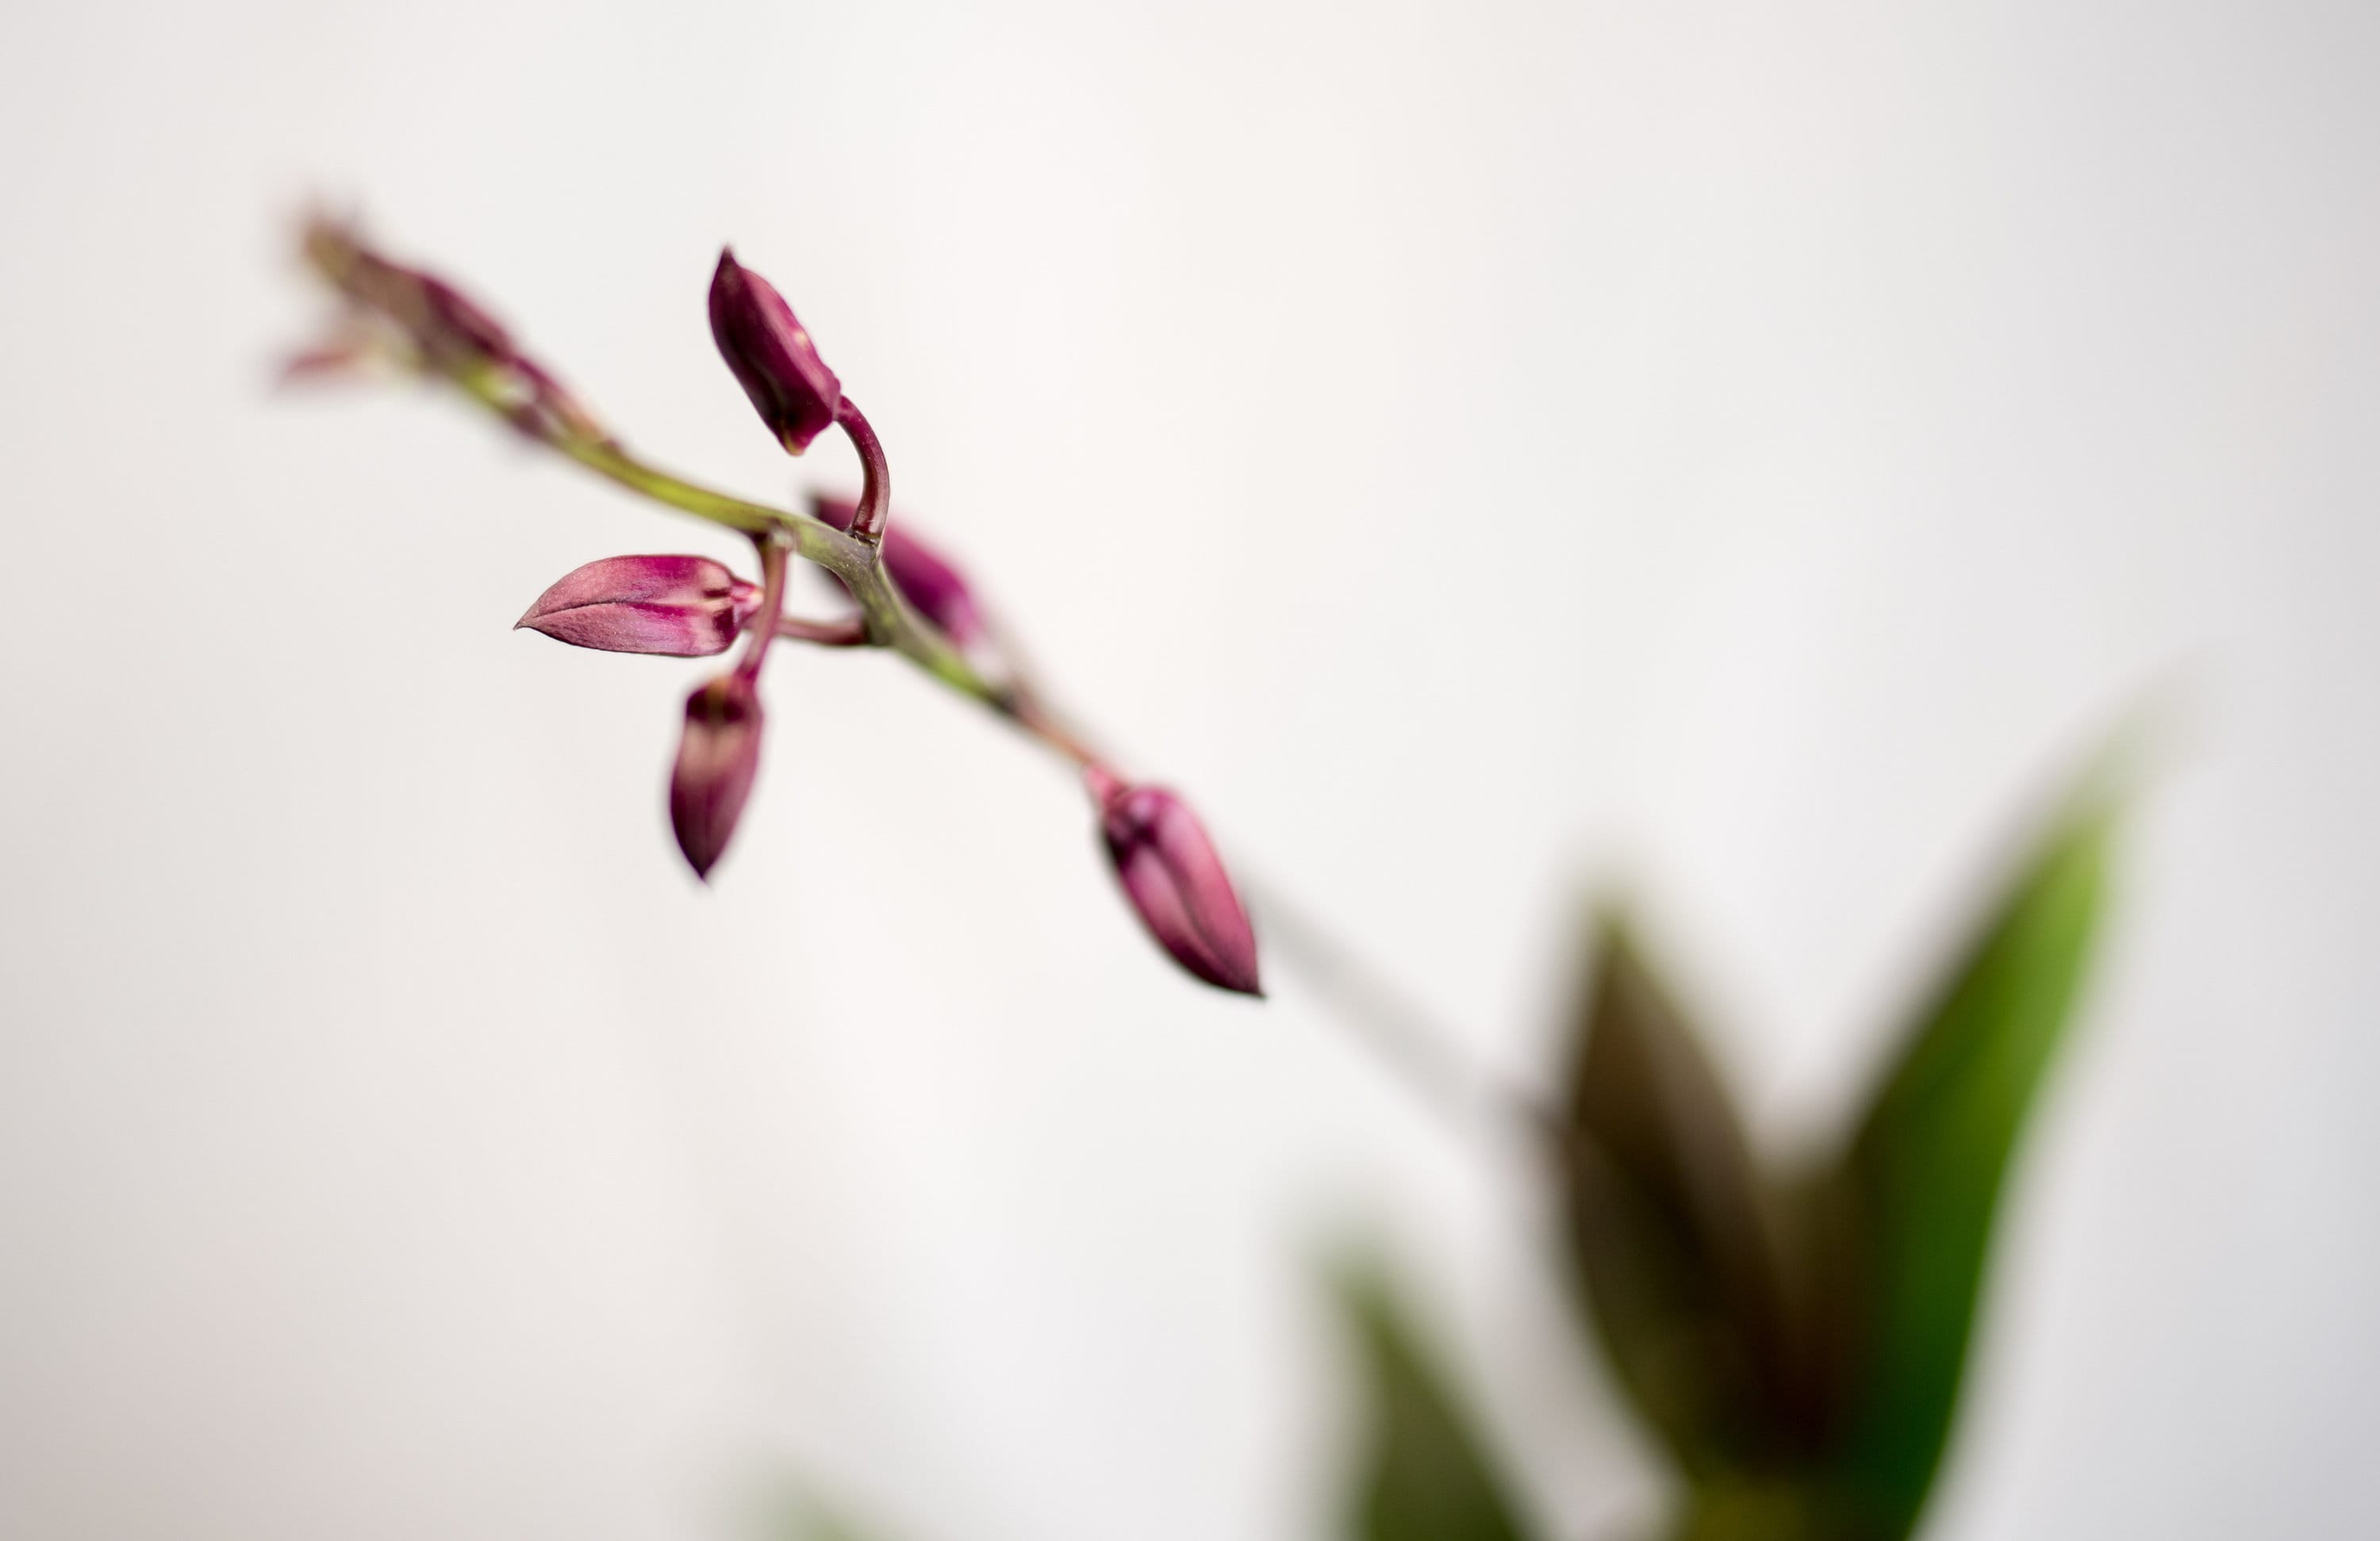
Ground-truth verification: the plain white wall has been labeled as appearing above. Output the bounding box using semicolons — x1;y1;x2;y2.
2;0;2375;1536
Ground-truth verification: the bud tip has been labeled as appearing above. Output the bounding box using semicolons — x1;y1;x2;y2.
1092;772;1262;997
670;673;766;880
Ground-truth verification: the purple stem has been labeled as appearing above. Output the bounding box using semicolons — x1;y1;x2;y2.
777;613;871;647
835;398;890;545
735;538;791;681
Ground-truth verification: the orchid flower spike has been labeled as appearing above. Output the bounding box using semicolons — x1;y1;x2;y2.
708;248;842;454
1088;768;1262;996
298;214;602;442
516;555;763;657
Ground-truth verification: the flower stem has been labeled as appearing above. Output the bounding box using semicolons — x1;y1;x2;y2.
423;330;1519;1147
1246;877;1554;1140
777;615;871;647
835;398;890;545
735;537;789;681
441;360;1002;710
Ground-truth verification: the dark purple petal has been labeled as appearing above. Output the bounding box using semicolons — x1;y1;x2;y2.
810;494;986;645
302;217;516;370
1093;773;1261;996
516;555;762;656
708;248;842;455
670;673;766;880
417;274;514;365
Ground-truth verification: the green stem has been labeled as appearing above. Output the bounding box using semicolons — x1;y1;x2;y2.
304;218;1519;1147
447;361;1002;711
430;351;1514;1144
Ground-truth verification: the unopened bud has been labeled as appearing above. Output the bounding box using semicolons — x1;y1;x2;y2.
708;248;842;454
809;495;985;645
1089;769;1262;996
301;215;515;372
670;673;766;881
516;555;762;657
416;274;514;366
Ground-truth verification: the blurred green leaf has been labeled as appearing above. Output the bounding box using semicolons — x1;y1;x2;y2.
1823;800;2114;1535
785;1514;881;1541
1339;1268;1537;1541
762;1483;894;1541
1669;1478;1829;1541
1556;911;1801;1482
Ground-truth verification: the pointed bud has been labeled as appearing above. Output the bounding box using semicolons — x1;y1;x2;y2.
1089;769;1262;996
708;248;842;454
416;273;516;366
670;673;766;881
516;555;763;657
301;215;516;370
809;495;986;645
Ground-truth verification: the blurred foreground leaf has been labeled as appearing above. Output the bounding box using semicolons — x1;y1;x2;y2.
764;1485;894;1541
1555;912;1799;1482
1340;1269;1537;1541
1821;799;2114;1535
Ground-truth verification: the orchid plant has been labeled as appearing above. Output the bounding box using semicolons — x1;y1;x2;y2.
293;217;1260;995
287;219;2117;1541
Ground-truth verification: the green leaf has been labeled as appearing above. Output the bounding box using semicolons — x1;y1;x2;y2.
1555;910;1801;1482
760;1482;895;1541
1822;799;2114;1535
1668;1478;1829;1541
1339;1267;1537;1541
784;1513;881;1541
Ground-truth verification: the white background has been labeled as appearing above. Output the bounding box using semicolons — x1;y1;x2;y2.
2;1;2375;1536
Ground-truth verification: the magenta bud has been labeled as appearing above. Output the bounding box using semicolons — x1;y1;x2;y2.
708;248;842;455
416;273;515;366
516;555;763;657
670;673;766;880
302;217;516;370
809;495;986;645
1090;769;1262;996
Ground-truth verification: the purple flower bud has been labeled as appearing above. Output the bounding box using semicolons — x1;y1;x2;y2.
670;673;766;881
416;273;515;366
810;495;986;645
516;555;763;657
1089;769;1262;996
301;216;516;371
708;248;842;455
